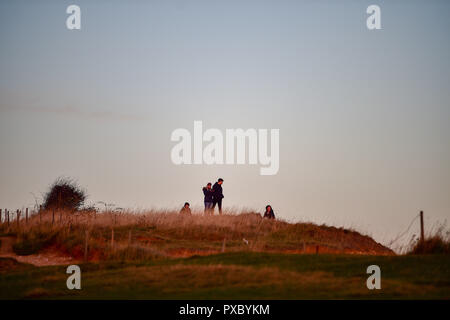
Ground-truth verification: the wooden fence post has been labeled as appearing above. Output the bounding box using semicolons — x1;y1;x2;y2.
420;211;425;243
7;210;9;226
84;229;89;262
111;228;115;253
26;208;28;224
0;209;2;224
222;238;226;253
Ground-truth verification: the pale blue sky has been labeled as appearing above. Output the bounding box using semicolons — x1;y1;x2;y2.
1;0;449;248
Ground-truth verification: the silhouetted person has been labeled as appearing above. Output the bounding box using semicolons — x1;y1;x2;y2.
263;205;275;220
180;202;191;215
212;178;224;215
203;183;214;215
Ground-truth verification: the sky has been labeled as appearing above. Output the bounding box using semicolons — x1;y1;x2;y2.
1;0;449;249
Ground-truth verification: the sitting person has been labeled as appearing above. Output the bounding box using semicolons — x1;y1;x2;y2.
180;202;192;215
263;205;275;220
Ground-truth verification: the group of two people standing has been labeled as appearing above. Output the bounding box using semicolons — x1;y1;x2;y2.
202;178;224;215
179;178;223;216
202;178;275;219
180;177;275;219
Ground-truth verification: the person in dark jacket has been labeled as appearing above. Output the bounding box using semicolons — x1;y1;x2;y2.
212;178;224;215
202;183;214;215
263;205;275;220
180;202;191;215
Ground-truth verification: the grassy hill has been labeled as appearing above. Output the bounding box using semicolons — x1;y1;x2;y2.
2;209;393;260
2;210;449;299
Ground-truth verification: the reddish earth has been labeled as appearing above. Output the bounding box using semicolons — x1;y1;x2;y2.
0;236;77;267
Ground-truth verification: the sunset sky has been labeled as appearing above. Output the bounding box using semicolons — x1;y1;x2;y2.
1;0;449;247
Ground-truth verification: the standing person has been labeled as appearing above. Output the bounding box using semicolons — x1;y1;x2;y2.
180;202;192;215
202;183;214;215
212;178;224;215
263;205;275;220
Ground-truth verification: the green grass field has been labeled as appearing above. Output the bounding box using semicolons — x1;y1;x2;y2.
1;252;449;299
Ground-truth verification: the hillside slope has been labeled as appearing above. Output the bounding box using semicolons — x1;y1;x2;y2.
1;210;393;262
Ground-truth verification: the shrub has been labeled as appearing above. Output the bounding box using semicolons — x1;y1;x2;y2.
42;177;86;211
409;235;450;255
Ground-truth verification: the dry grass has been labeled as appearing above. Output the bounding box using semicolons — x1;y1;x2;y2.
408;223;450;255
0;208;393;262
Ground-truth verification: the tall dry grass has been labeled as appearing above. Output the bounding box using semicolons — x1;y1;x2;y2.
407;222;450;255
0;208;393;261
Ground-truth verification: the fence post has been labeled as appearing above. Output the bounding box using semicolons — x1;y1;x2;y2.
84;229;89;262
0;209;2;224
222;238;226;253
16;210;20;229
7;210;9;226
111;228;115;252
420;211;425;243
26;208;28;224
